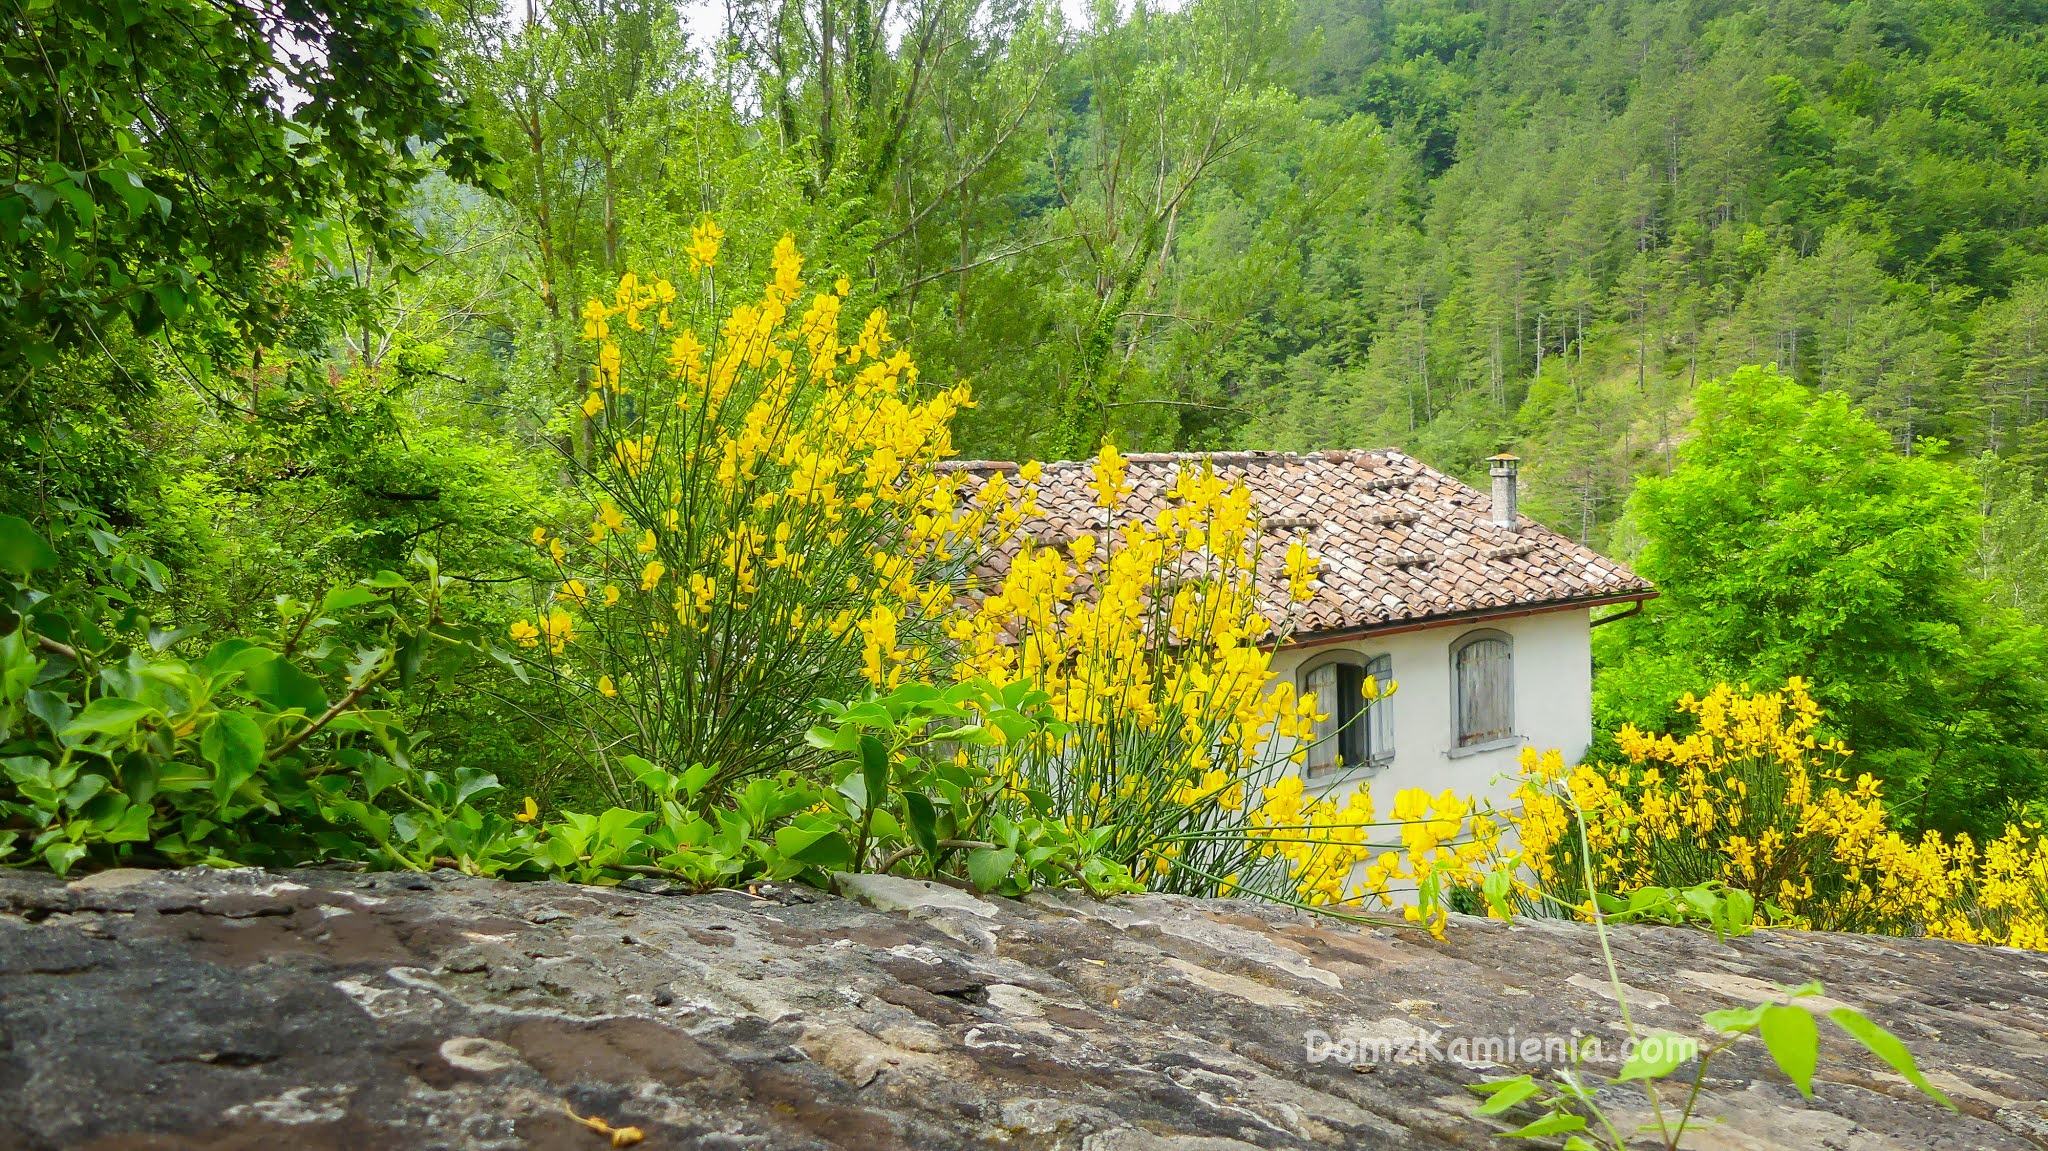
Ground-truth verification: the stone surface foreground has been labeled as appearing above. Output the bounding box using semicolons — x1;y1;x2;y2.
2;867;2045;1150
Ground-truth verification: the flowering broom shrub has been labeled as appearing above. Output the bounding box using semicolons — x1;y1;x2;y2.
510;226;988;800
935;448;1329;897
1509;679;2048;949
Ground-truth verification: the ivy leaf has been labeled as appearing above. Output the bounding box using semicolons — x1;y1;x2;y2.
453;767;501;806
359;755;407;801
967;846;1017;891
23;690;73;738
43;841;89;876
101;800;153;843
61;773;108;812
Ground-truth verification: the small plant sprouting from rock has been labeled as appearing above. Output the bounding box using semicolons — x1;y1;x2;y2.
1465;798;1957;1150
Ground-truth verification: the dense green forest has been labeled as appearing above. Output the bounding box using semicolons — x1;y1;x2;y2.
5;0;2048;855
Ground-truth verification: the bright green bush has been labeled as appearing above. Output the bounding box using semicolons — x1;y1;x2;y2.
0;508;508;873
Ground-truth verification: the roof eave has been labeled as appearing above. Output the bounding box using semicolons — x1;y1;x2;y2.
1273;588;1659;652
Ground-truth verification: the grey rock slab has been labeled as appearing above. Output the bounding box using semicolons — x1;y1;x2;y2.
831;871;1002;918
0;866;2042;1149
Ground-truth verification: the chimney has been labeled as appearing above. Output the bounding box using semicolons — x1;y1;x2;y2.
1487;454;1520;531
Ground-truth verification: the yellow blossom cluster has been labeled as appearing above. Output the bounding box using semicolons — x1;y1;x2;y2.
1241;773;1507;936
944;453;1322;858
950;452;1308;748
908;449;1351;890
1509;680;2048;950
1243;775;1380;904
509;224;987;782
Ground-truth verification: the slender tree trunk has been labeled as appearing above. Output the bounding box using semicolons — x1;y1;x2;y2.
819;0;835;188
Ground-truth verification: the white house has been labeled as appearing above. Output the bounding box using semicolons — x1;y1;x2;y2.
941;449;1655;809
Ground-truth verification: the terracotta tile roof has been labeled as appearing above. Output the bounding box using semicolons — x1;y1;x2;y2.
938;449;1654;639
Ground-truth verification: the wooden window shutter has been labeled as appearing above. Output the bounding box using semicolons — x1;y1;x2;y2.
1454;634;1513;747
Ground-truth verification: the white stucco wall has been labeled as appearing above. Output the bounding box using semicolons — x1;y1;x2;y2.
1266;606;1595;812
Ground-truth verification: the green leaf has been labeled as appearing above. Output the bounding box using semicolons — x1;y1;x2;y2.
805;723;859;752
1498;1112;1586;1138
318;585;380;617
867;808;903;841
1482;866;1513;917
1703;1004;1768;1034
1679;885;1720;917
1473;1076;1542;1115
147;624;198;653
1615;1032;1695;1082
1826;1008;1957;1111
63;698;155;738
1721;887;1756;935
199;639;277;680
967;846;1017;891
775;825;853;868
678;763;717;799
240;657;328;715
61;773;107;812
0;516;58;575
1628;886;1671;912
23;689;73;737
201;710;265;781
859;734;890;814
43;842;89;876
100;800;153;843
359;755;406;800
453;768;500;806
902;790;940;865
395;629;429;689
1760;1003;1819;1098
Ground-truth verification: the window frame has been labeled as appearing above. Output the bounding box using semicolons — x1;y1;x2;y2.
1449;628;1517;752
1297;650;1395;779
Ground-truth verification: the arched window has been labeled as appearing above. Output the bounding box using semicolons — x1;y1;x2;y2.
1451;630;1514;748
1300;652;1394;777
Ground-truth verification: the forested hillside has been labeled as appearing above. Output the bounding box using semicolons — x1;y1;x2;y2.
1264;0;2048;537
389;0;2048;554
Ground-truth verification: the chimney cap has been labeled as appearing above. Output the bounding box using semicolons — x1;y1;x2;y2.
1487;452;1520;463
